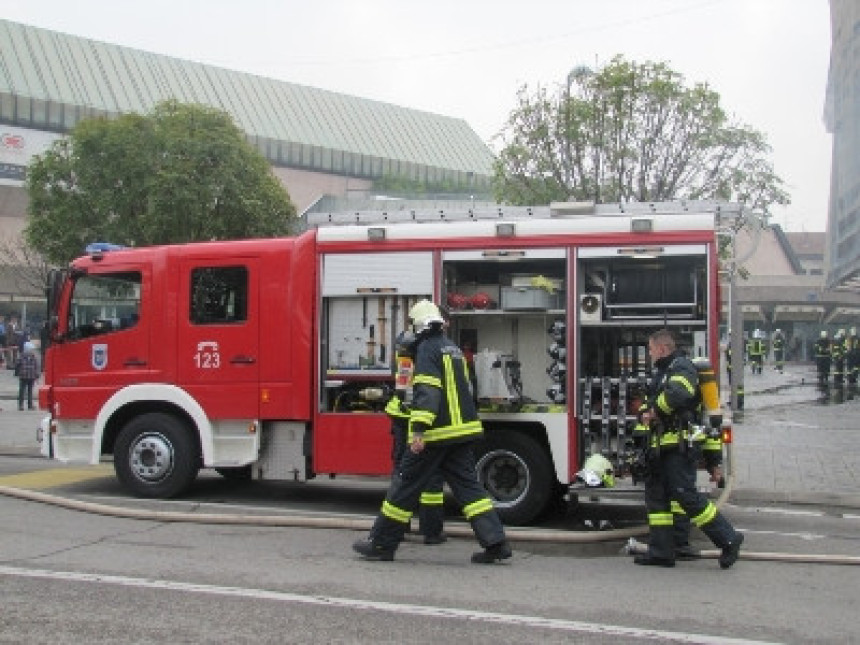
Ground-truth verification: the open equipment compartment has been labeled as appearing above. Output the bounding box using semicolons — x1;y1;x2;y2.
576;243;711;469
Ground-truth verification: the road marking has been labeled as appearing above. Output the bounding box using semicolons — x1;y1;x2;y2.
0;565;779;644
0;464;113;489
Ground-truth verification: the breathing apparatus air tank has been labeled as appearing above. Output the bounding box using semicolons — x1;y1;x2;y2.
692;357;722;429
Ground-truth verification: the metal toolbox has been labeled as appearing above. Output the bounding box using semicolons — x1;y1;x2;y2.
500;286;560;310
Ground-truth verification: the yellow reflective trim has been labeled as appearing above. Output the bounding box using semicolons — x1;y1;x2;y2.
420;491;444;506
648;512;674;527
463;497;494;519
670;500;685;515
656;392;672;414
385;397;409;419
413;374;442;388
691;502;717;527
381;500;412;524
651;432;680;447
410;410;435;424
442;354;463;426
423;421;483;443
669;374;696;396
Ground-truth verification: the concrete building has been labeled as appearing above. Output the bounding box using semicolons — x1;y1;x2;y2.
0;18;495;325
824;0;860;293
727;224;859;360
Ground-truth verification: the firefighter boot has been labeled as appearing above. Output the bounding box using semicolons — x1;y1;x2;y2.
352;538;396;561
471;541;512;564
719;533;744;569
701;513;743;569
468;510;508;563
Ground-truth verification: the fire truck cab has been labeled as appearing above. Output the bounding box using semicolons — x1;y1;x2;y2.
39;201;735;525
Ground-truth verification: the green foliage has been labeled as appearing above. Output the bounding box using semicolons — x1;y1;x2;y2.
25;100;296;265
493;56;789;215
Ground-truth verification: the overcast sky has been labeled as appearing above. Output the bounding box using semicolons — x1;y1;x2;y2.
2;0;833;232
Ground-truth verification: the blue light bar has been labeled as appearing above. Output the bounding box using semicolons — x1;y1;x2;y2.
85;242;126;253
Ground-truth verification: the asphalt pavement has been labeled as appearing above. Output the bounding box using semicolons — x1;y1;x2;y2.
0;361;857;509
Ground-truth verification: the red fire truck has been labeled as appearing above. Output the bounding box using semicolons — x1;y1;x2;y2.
38;200;735;525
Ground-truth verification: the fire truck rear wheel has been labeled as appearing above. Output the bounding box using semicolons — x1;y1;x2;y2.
114;413;200;498
474;430;554;526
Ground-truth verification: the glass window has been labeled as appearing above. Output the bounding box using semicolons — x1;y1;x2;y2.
189;266;248;325
67;271;142;339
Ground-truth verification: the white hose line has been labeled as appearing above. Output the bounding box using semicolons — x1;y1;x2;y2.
624;539;860;566
0;483;647;543
3;446;857;562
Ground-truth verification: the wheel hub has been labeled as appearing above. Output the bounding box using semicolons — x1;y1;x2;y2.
129;433;174;483
478;450;528;505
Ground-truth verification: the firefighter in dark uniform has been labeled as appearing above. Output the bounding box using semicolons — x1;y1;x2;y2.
814;330;831;385
771;329;786;373
748;330;766;375
847;327;859;386
831;329;846;385
634;329;743;569
381;330;446;544
353;300;511;563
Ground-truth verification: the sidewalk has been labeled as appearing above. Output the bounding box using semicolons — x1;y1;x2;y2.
725;360;860;509
1;362;857;509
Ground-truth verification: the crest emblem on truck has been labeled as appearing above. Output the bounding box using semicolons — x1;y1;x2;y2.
91;344;108;370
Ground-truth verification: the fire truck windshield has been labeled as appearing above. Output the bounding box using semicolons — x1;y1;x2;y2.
65;271;142;340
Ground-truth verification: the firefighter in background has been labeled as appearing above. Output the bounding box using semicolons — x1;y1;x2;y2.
831;329;846;385
634;329;743;569
747;330;766;375
771;329;786;374
814;330;831;385
353;300;511;564
381;330;446;544
847;327;859;385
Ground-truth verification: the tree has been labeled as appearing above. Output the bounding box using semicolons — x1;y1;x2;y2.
25;100;296;265
492;56;789;217
0;232;52;298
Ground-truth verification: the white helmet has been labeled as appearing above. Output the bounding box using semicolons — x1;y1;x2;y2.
821;330;828;339
408;299;444;333
576;454;615;488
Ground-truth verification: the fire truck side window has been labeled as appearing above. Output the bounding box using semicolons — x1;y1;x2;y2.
67;271;142;340
189;266;248;325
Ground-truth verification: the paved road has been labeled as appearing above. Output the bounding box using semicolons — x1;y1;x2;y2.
1;361;857;509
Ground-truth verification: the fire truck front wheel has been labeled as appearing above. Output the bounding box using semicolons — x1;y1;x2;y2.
474;430;554;526
114;413;200;498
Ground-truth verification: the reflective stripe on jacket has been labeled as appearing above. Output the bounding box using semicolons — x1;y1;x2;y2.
408;332;483;445
647;350;700;449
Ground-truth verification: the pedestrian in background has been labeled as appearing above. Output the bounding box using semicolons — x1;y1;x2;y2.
14;341;40;410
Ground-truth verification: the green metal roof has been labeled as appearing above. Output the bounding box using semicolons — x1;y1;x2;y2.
0;19;493;185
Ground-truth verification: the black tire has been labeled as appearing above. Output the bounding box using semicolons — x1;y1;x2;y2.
215;465;253;480
114;412;199;498
474;429;555;526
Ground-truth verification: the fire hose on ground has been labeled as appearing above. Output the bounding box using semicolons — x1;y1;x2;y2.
1;445;858;565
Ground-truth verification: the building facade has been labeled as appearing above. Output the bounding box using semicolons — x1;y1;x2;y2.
824;0;860;293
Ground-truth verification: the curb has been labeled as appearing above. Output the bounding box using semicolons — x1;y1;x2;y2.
728;488;860;511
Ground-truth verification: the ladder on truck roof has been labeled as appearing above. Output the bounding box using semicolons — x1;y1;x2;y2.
306;200;743;227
